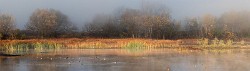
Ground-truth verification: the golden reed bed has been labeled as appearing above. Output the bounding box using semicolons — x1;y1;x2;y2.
0;38;182;49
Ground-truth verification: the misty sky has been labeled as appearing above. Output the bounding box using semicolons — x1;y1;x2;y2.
1;0;250;29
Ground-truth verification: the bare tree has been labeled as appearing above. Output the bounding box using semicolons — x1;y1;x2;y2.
0;13;16;39
219;11;250;39
83;4;177;39
84;14;109;37
120;8;140;38
141;3;173;39
201;14;216;39
185;17;202;38
26;9;76;38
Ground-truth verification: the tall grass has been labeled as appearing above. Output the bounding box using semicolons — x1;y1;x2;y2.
197;38;234;48
63;38;179;49
123;42;146;52
197;38;209;46
240;40;245;45
0;42;62;54
0;38;246;54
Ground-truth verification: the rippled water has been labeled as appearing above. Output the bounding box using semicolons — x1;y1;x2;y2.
0;49;250;71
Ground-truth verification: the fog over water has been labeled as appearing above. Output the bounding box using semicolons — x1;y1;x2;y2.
1;0;250;29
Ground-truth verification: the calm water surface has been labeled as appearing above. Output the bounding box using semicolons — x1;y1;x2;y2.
0;49;250;71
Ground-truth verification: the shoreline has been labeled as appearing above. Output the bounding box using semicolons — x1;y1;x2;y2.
0;38;250;50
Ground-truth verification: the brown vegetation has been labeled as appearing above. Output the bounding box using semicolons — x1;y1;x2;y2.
0;38;180;49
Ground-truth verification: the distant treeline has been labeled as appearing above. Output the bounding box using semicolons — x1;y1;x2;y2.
1;5;250;40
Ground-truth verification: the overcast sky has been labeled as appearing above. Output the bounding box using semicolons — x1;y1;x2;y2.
1;0;250;29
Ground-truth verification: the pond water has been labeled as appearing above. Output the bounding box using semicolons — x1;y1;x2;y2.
0;49;250;71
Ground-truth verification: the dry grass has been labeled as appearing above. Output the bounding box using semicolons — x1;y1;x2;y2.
0;38;181;49
64;38;180;49
1;38;249;50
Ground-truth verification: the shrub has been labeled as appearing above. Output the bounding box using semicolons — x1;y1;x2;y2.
197;38;234;48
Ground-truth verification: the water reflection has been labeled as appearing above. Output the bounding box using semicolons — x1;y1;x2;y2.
0;49;249;71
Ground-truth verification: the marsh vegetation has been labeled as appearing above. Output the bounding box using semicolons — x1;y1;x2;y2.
1;1;250;71
0;38;249;56
1;5;250;54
